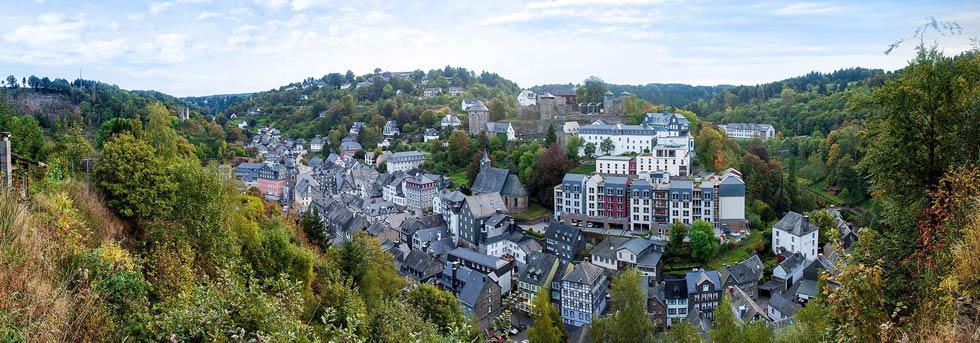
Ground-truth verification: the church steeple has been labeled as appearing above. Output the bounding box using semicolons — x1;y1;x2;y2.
480;148;491;171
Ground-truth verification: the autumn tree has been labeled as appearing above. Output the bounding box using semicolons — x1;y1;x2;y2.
409;284;465;334
528;144;573;208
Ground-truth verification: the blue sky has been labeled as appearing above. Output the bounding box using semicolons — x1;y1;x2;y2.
1;0;977;97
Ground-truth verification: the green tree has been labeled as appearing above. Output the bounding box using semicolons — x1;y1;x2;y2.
584;142;597;160
145;102;184;160
591;268;652;343
668;220;687;257
661;320;702;343
489;97;507;121
805;209;837;247
5;75;17;88
576;76;608;104
600;137;614;155
545;123;557;146
409;284;465;334
528;286;566;343
301;205;328;250
688;219;717;263
95;133;176;219
447;130;471;167
565;135;582;161
709;293;738;343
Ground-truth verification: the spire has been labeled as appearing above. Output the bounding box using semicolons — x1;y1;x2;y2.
480;148;491;171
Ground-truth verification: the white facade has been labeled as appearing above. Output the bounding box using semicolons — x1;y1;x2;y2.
596;156;632;175
486;239;530;265
385;151;425;172
773;228;818;260
718;123;776;141
517;90;537;107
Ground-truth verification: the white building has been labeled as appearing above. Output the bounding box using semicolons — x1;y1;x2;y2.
383;121;400;137
423;128;440;142
403;175;437;211
771;211;819;260
596;156;633;175
517;90;537;107
562;121;580;135
718;123;776;141
386;151;426;172
578;112;694;167
486;122;516;140
441;114;462;129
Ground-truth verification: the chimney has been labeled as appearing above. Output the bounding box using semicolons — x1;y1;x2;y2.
0;132;10;190
803;215;810;229
728;286;734;295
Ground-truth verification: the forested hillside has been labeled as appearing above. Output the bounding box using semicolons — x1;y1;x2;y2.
1;44;979;342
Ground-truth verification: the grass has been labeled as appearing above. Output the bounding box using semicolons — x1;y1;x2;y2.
513;203;548;221
704;228;767;271
448;170;468;186
796;176;844;206
571;162;595;174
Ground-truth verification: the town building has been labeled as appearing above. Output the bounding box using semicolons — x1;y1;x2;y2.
423;128;440;142
442;263;502;322
446;247;514;293
441;114;462;129
471;152;529;213
516;252;560;314
664;278;689;326
561;261;608;327
257;163;287;200
383;120;400;137
717;123;776;141
467;103;490;135
771;211;820;260
485;122;516;140
578;111;694;158
385;151;426;172
403;174;437;211
686;269;722;320
544;222;585;262
720;255;765;299
458;192;509;248
517;89;537;107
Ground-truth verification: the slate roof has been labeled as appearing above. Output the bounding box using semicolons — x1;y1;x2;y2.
464;193;508;219
619;237;654;255
563;261;605;285
501;174;528;197
723;254;765;284
340;141;362;151
773;211;819;236
768;292;801;317
424;128;439;136
685;270;721;292
403;249;443;280
449;247;507;270
486;122;512;133
471;167;510;194
729;285;767;322
415;226;449;244
520;252;558;287
591;236;630;261
388;151;425;163
719;123;775;131
776;252;807;274
664;279;688;300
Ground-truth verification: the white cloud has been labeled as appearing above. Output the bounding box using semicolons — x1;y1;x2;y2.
480;1;663;26
128;13;145;21
289;0;333;11
526;0;665;10
149;2;173;14
771;2;849;16
197;11;220;20
3;13;84;45
152;33;190;63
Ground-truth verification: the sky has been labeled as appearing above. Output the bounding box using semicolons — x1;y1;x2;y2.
1;0;978;97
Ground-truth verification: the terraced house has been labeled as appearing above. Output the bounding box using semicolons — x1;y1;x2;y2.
561;261;609;327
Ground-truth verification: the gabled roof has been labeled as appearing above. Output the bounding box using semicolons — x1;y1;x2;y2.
776;252;807;274
685;270;721;293
618;237;654;255
464;192;508;219
563;261;605;285
664;279;688;300
545;222;581;243
519;252;558;287
591;236;629;260
773;211;819;236
449;247;508;270
722;254;765;284
471;167;510;194
501;174;528;197
768;292;801;317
